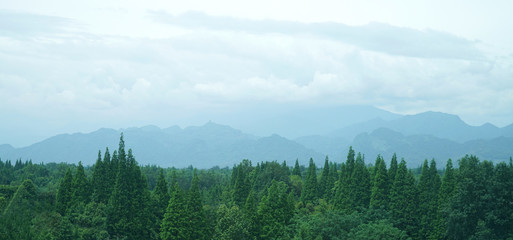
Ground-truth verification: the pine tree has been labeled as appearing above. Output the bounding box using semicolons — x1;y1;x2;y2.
417;159;441;239
292;159;301;177
109;150;118;187
333;147;356;211
233;162;251;207
92;150;110;203
107;135;131;239
370;155;389;210
487;161;513;238
187;169;208;240
389;159;419;238
326;162;337;200
160;183;188;240
72;161;90;205
446;155;489;240
244;189;259;239
2;179;38;239
389;153;398;184
432;159;456;239
214;205;251;240
301;158;318;204
257;180;294;240
350;153;371;210
107;134;154;239
56;168;73;215
319;156;330;199
153;168;170;220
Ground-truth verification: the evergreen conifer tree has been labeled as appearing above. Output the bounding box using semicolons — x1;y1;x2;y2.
300;158;318;204
292;159;301;177
432;159;456;239
92;151;109;203
319;156;330;199
257;180;294;239
56;168;73;215
187;169;208;240
370;155;388;210
160;183;188;240
417;159;441;239
72;161;90;205
350;153;371;210
333;147;356;211
389;153;398;185
153;168;170;220
233;164;251;207
389;159;419;238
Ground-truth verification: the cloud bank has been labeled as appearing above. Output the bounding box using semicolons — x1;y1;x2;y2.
1;10;513;146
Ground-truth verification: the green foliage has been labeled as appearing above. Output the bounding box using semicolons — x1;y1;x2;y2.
319;156;336;200
301;158;318;204
187;169;208;240
153;168;170;218
333;146;355;211
232;160;252;207
292;159;301;177
91;149;111;204
2;137;513;240
348;220;410;240
293;210;362;240
417;159;441;239
370;155;389;210
257;180;294;239
389;159;419;238
160;183;188;240
388;153;398;185
72;161;90;205
1;179;38;240
432;158;456;239
107;134;154;239
56;168;73;215
214;205;251;240
350;153;371;210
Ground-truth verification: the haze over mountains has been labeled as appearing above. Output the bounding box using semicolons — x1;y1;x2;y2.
1;107;512;168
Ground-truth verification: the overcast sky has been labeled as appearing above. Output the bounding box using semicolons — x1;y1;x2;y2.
1;0;513;147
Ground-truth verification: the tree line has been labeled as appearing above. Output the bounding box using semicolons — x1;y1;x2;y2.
1;134;513;239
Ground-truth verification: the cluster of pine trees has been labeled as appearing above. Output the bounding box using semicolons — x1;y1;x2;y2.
1;134;513;239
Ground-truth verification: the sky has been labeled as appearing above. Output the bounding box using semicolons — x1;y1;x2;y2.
1;0;513;147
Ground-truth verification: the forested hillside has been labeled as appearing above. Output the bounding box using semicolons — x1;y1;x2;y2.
1;134;512;239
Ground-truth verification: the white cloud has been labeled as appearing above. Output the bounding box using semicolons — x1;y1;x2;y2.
1;9;513;146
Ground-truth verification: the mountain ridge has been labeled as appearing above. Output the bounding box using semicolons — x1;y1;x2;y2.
1;111;512;168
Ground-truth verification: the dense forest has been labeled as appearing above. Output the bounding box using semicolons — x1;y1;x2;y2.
1;134;512;240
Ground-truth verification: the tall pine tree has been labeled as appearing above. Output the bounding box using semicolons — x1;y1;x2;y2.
389;159;419;238
292;159;301;177
350;153;371;210
72;161;90;205
187;169;208;240
56;168;73;215
160;183;188;240
301;158;318;204
432;159;456;239
319;156;331;199
370;155;389;210
417;159;441;239
333;147;355;211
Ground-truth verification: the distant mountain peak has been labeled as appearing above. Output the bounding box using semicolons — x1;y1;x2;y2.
408;111;463;122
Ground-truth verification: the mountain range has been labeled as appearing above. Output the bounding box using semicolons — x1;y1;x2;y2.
1;109;512;168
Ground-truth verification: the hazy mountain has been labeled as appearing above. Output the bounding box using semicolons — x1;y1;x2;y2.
1;110;512;168
331;111;508;143
0;122;324;168
294;135;351;162
210;104;401;139
351;127;513;167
